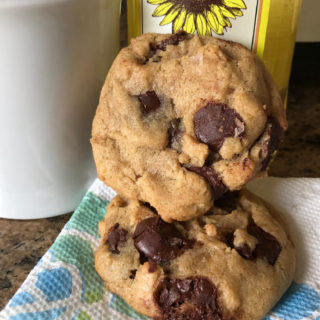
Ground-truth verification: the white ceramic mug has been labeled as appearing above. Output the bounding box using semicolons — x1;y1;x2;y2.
0;0;120;219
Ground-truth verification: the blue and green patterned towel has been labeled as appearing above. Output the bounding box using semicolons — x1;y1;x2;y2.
1;178;320;320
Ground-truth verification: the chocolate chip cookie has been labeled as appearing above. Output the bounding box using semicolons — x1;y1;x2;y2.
95;191;295;320
91;32;287;222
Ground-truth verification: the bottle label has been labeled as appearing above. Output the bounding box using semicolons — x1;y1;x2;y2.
140;0;269;53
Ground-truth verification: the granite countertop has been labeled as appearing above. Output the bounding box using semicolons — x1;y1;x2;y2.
0;37;319;311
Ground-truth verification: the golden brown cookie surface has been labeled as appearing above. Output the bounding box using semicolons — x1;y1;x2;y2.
95;191;295;320
91;32;286;222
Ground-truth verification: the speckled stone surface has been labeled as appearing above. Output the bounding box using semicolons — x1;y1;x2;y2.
0;214;71;310
0;37;319;312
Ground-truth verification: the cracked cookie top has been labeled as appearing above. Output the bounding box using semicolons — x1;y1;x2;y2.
91;32;287;222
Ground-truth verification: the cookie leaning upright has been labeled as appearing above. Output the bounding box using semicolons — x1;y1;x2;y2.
91;32;287;222
95;191;295;320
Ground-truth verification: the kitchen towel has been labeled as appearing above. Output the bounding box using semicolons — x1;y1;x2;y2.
1;177;319;320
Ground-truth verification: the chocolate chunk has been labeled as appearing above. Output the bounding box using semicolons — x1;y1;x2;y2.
225;219;281;265
139;252;148;265
224;233;255;261
129;269;137;280
234;243;254;260
155;277;222;320
177;278;192;293
146;31;189;63
204;150;221;167
261;118;284;170
133;217;194;263
224;232;235;248
214;191;240;213
187;166;228;200
247;219;281;265
153;31;188;52
168;118;183;152
107;223;128;254
194;103;245;152
138;91;161;115
148;262;158;273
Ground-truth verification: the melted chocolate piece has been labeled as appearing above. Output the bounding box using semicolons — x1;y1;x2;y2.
107;223;128;254
157;31;188;51
187;166;228;200
138;91;161;115
133;217;194;263
155;277;222;320
224;232;234;248
214;191;240;213
247;218;281;265
204;150;222;167
225;218;281;265
148;262;158;273
261;118;284;170
194;103;245;152
168;118;183;151
234;243;254;260
146;31;189;63
225;232;254;260
139;252;148;265
129;269;137;280
150;31;188;54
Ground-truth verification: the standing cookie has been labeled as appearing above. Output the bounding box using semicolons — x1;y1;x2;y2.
95;191;295;320
91;32;286;222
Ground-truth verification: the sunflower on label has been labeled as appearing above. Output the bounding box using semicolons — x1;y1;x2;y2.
148;0;246;35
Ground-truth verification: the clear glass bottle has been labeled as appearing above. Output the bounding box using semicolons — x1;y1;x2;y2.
127;0;302;103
